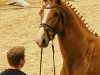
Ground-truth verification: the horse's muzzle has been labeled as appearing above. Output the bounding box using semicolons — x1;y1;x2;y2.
36;38;48;48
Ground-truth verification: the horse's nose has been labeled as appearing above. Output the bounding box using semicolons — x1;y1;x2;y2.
36;38;47;48
36;39;41;47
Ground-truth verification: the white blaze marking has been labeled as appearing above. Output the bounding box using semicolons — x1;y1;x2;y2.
42;5;51;23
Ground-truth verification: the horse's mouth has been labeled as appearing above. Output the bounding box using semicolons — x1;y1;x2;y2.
41;38;49;48
36;38;49;48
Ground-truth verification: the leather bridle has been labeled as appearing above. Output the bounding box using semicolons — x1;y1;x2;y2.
40;4;64;40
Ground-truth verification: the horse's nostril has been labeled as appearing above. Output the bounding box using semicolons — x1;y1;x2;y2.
36;38;48;48
41;38;46;46
42;38;45;43
36;40;39;46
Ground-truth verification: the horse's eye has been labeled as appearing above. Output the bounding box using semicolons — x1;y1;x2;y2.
54;13;59;17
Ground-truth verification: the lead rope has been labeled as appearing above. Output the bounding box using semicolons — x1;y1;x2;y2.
39;40;56;75
40;48;43;75
52;40;56;75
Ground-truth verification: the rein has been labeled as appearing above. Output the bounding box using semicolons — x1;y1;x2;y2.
40;40;56;75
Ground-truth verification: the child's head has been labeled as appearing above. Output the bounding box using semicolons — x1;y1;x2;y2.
7;46;25;69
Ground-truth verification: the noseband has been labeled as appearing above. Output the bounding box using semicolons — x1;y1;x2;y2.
40;4;64;40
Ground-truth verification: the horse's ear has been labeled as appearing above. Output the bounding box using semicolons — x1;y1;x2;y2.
44;0;52;2
43;0;51;2
55;0;61;4
43;0;61;4
43;0;47;2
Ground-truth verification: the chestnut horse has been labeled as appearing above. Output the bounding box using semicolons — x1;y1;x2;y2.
36;0;100;75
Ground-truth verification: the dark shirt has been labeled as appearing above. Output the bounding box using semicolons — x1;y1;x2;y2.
0;69;26;75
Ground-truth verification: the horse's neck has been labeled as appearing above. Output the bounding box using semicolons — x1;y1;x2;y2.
57;2;90;64
63;2;89;37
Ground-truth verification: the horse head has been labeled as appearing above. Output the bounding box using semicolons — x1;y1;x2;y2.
36;0;64;48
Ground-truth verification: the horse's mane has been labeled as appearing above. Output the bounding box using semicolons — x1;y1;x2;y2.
61;1;99;36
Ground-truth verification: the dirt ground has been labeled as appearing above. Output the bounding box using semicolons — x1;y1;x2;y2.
0;0;100;75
